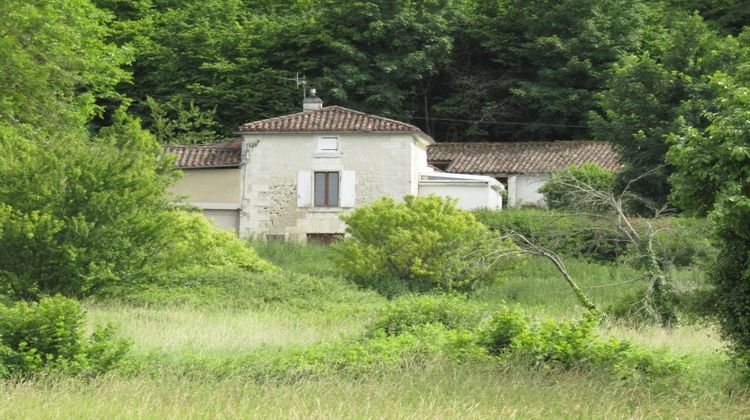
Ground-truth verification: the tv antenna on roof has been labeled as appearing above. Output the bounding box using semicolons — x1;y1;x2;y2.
276;72;310;98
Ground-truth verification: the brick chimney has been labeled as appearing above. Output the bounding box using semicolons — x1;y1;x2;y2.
303;88;323;112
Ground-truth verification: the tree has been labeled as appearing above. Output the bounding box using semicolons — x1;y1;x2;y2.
430;0;650;140
146;96;220;144
0;0;270;300
669;74;750;357
512;166;679;325
0;0;131;132
590;11;748;211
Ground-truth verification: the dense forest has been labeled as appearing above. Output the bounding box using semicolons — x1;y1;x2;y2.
88;0;748;141
67;0;744;208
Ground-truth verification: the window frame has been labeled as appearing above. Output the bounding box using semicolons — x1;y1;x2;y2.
313;171;340;208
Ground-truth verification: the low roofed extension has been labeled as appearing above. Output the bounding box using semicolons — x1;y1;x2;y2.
428;141;620;175
164;138;243;169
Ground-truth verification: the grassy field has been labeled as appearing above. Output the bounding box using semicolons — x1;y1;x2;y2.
2;240;749;419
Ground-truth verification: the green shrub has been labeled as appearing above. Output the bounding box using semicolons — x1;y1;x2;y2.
538;163;615;211
155;211;274;274
334;196;520;296
475;209;715;267
474;208;626;262
477;307;682;380
368;294;485;336
0;112;272;300
0;296;131;377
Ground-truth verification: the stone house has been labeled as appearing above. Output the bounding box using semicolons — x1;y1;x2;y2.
166;96;503;240
427;141;619;207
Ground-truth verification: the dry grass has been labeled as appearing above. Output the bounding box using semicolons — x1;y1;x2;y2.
85;303;373;354
2;363;749;419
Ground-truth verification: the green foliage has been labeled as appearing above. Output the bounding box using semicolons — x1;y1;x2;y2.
474;208;626;262
156;211;274;274
668;75;750;363
145;96;220;145
0;112;270;300
104;267;381;312
334;196;519;296
137;322;488;382
0;0;131;132
0;113;176;299
478;307;682;379
590;11;750;210
475;209;715;268
438;0;650;140
538;163;615;211
0;296;130;377
368;294;484;336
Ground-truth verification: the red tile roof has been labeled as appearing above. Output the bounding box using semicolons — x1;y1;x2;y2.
164;139;242;169
428;141;620;175
238;105;423;134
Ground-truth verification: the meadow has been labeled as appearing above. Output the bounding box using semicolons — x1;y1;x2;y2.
2;240;749;419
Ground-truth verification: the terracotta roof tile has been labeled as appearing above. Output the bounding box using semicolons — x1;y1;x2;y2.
238;105;423;134
164;139;242;169
428;141;620;175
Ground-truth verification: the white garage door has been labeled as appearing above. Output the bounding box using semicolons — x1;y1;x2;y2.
203;209;240;235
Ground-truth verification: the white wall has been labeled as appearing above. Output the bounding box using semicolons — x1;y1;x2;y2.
508;174;549;207
418;183;501;210
239;133;422;240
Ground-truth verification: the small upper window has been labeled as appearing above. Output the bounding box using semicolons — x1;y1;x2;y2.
315;136;339;153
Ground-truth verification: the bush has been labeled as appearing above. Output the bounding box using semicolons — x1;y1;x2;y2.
538;163;615;211
474;208;626;262
334;196;520;296
0;296;131;377
0;113;271;300
155;211;274;274
475;209;715;267
477;307;682;380
367;294;485;336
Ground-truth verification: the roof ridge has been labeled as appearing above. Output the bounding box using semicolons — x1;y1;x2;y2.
237;105;423;134
433;140;607;145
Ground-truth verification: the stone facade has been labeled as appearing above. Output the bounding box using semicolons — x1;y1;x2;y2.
238;132;431;241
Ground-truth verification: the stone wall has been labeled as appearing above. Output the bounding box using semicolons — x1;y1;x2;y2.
238;133;426;240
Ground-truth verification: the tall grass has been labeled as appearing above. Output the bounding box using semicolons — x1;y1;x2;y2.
250;239;341;276
85;304;373;355
473;256;706;317
3;362;749;419
4;241;743;418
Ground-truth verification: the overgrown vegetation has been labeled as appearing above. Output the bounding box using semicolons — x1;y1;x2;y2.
334;196;520;296
539;164;615;211
669;77;750;365
0;296;130;378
